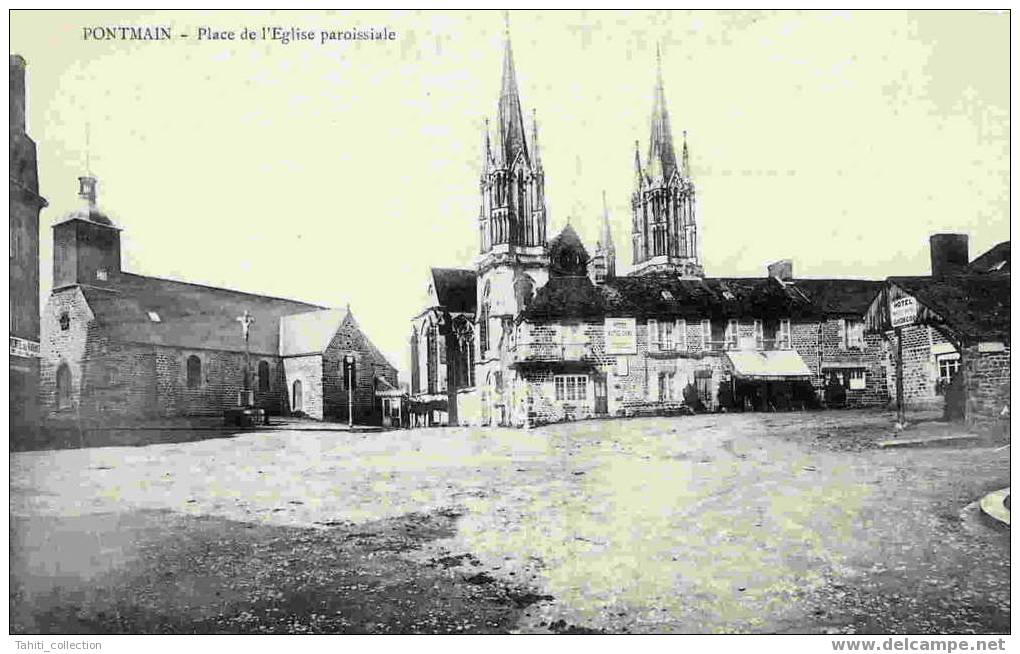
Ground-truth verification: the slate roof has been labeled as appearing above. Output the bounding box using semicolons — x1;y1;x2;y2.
524;273;829;321
523;271;893;323
786;279;884;317
80;273;325;355
888;274;1010;343
279;309;349;357
431;268;477;313
969;241;1010;274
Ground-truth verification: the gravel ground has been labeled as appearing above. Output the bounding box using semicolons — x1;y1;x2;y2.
9;409;1010;634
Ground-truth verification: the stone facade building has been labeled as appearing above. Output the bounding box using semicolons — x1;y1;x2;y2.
40;177;396;425
408;34;893;427
9;55;47;437
864;235;1010;426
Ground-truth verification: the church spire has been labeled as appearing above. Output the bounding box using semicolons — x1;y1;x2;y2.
633;139;644;186
531;108;542;169
482;117;493;175
682;129;690;177
600;190;615;253
646;44;678;183
497;26;528;166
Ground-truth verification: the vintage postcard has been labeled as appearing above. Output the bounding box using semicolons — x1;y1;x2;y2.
8;8;1010;645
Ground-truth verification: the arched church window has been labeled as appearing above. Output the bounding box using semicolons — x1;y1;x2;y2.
410;327;420;395
479;282;491;356
258;360;270;392
426;324;438;395
186;355;202;389
56;363;72;410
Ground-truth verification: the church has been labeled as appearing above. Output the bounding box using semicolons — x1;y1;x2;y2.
408;34;895;427
39;176;398;425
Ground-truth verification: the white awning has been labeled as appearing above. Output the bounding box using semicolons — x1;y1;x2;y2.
726;350;812;379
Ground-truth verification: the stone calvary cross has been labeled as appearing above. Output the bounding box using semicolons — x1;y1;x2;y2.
237;310;255;393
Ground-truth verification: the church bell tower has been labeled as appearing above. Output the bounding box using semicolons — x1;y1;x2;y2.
630;47;702;278
476;28;549;365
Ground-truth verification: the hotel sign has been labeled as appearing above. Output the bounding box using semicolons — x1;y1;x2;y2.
9;336;40;358
890;296;917;328
605;318;637;355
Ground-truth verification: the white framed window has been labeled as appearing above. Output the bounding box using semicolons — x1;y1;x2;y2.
554;375;588;401
778;319;792;349
937;352;961;387
846;319;865;350
848;369;866;390
660;320;674;350
700;319;710;349
724;319;739;350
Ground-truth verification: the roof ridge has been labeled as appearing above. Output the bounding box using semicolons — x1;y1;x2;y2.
120;272;327;308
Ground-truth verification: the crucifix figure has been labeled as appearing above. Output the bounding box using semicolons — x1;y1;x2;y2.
237;310;255;393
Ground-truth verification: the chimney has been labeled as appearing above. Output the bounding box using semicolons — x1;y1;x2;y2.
930;233;969;278
767;259;793;281
10;54;26;133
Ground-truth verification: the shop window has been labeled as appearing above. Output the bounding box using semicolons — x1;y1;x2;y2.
554;375;588;401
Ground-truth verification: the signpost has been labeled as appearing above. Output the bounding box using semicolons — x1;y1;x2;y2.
888;295;915;426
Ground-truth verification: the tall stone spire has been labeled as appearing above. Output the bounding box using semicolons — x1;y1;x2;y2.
682;129;690;177
478;22;547;256
646;44;678;183
633;139;644;186
481;117;493;175
600;190;615;253
497;29;528;166
628;45;702;278
531;108;542;170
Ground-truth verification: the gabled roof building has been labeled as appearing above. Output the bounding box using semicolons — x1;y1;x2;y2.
40;178;397;425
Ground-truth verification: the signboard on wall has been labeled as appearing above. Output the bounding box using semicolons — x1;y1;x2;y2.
890;296;917;328
605;318;637;355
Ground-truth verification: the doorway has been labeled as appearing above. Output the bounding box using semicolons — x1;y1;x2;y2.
594;374;608;415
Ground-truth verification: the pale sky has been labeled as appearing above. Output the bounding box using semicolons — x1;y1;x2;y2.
11;10;1009;382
